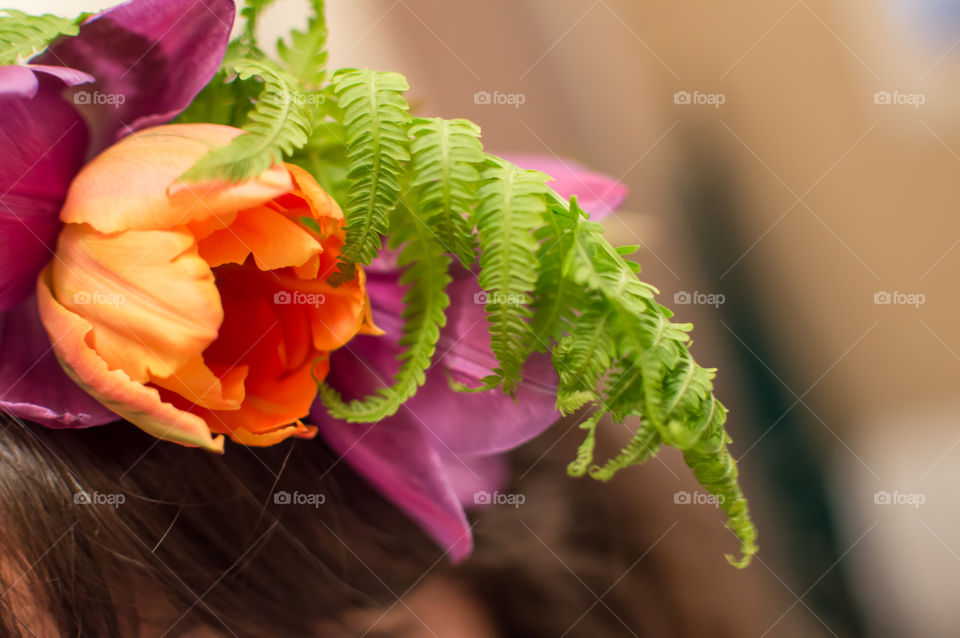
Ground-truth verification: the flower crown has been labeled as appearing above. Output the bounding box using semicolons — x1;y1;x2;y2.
0;0;756;566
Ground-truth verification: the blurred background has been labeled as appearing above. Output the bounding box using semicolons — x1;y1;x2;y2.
19;0;960;635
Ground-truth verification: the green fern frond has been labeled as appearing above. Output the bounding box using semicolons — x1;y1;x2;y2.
277;0;328;88
318;202;451;422
588;420;661;482
0;10;79;64
240;0;277;45
567;411;604;477
682;396;757;567
329;69;411;283
410;117;483;268
552;301;614;414
530;198;584;346
553;197;757;566
474;157;550;394
179;55;313;183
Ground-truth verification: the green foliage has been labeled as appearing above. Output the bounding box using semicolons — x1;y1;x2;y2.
277;0;328;88
474;157;550;393
239;0;277;45
0;9;79;64
180;0;328;183
409;117;483;268
588;419;661;481
567;410;604;477
328;69;411;283
552;300;615;414
530;198;584;347
166;0;757;567
179;54;313;183
551;200;756;566
318;201;451;422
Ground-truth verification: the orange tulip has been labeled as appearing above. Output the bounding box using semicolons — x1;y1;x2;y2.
36;124;378;451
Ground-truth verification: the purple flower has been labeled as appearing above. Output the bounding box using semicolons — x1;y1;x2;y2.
0;0;235;427
310;156;627;560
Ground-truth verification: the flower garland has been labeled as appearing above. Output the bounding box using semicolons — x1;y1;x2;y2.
0;0;756;566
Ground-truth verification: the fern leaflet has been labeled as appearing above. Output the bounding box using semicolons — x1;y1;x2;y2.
410;117;483;268
277;0;328;88
318;202;451;422
0;10;78;64
329;69;411;283
474;157;549;393
179;54;313;183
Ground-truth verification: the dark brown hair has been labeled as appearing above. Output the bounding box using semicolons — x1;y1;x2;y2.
0;414;441;637
0;413;785;637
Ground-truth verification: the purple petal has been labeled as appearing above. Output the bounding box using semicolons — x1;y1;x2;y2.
26;65;97;88
311;353;473;561
505;153;627;219
313;269;561;558
440;452;508;508
0;68;89;313
0;66;43;97
0;295;118;428
364;270;560;455
36;0;235;152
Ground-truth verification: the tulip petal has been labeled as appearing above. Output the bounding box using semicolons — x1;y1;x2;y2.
0;68;89;313
0;294;117;427
51;225;222;382
36;0;235;152
175;357;327;445
226;421;317;446
504;153;627;219
284;164;347;280
285;164;345;224
305;278;369;352
36;270;224;451
61;124;292;234
261;269;369;353
197;205;323;270
150;356;247;411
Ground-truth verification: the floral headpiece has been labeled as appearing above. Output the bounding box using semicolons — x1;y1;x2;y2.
0;0;756;566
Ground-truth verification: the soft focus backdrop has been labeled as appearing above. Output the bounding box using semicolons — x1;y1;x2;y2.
16;1;960;636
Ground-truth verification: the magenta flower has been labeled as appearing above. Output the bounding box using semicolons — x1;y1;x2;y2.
0;0;235;426
310;156;627;560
